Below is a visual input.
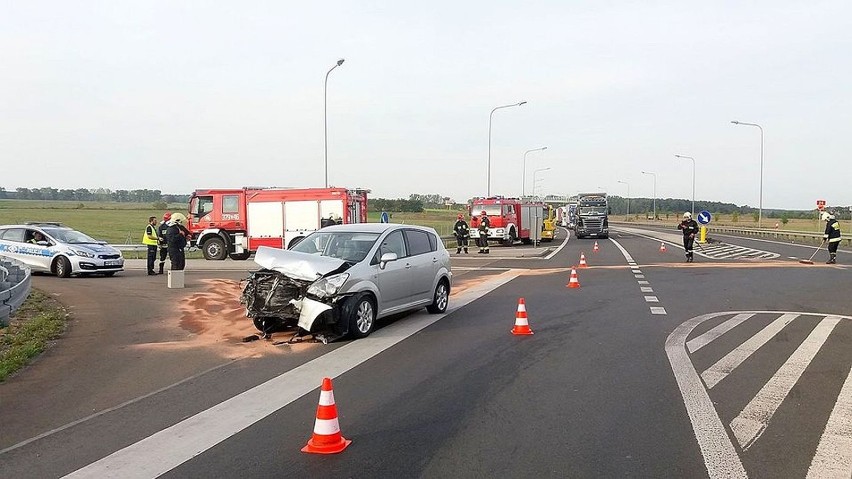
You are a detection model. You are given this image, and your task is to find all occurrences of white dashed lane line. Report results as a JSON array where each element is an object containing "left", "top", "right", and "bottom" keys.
[{"left": 608, "top": 237, "right": 667, "bottom": 316}]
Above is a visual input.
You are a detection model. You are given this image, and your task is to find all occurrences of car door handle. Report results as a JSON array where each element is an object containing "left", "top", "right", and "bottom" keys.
[
  {"left": 432, "top": 258, "right": 438, "bottom": 263},
  {"left": 405, "top": 263, "right": 411, "bottom": 269}
]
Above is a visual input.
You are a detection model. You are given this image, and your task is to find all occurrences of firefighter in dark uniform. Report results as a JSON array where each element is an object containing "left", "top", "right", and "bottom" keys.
[
  {"left": 823, "top": 211, "right": 842, "bottom": 264},
  {"left": 453, "top": 213, "right": 470, "bottom": 254},
  {"left": 476, "top": 210, "right": 490, "bottom": 254},
  {"left": 677, "top": 212, "right": 699, "bottom": 262},
  {"left": 166, "top": 213, "right": 191, "bottom": 271},
  {"left": 157, "top": 211, "right": 171, "bottom": 274}
]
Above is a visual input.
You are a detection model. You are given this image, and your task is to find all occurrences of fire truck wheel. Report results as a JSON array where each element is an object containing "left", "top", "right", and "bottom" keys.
[
  {"left": 343, "top": 293, "right": 375, "bottom": 339},
  {"left": 229, "top": 252, "right": 251, "bottom": 261},
  {"left": 502, "top": 227, "right": 517, "bottom": 246},
  {"left": 426, "top": 279, "right": 449, "bottom": 314},
  {"left": 202, "top": 237, "right": 228, "bottom": 260}
]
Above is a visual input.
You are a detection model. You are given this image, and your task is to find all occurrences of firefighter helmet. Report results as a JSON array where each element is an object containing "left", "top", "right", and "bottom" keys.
[
  {"left": 821, "top": 212, "right": 830, "bottom": 221},
  {"left": 683, "top": 212, "right": 691, "bottom": 219},
  {"left": 163, "top": 211, "right": 172, "bottom": 220},
  {"left": 480, "top": 210, "right": 487, "bottom": 216},
  {"left": 457, "top": 213, "right": 464, "bottom": 220}
]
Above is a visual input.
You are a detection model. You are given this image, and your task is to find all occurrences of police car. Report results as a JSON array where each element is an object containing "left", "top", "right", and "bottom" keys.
[{"left": 0, "top": 222, "right": 124, "bottom": 278}]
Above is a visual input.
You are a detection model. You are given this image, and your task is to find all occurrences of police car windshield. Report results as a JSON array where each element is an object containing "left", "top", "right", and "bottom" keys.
[
  {"left": 42, "top": 227, "right": 100, "bottom": 244},
  {"left": 291, "top": 232, "right": 380, "bottom": 263}
]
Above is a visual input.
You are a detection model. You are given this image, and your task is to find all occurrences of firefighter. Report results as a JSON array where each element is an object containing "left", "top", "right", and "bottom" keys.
[
  {"left": 823, "top": 211, "right": 842, "bottom": 264},
  {"left": 453, "top": 213, "right": 470, "bottom": 254},
  {"left": 677, "top": 212, "right": 699, "bottom": 262},
  {"left": 477, "top": 210, "right": 490, "bottom": 254},
  {"left": 143, "top": 216, "right": 160, "bottom": 275},
  {"left": 166, "top": 213, "right": 190, "bottom": 271},
  {"left": 157, "top": 211, "right": 172, "bottom": 274}
]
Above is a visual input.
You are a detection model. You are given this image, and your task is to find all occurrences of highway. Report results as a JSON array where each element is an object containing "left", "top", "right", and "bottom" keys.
[{"left": 1, "top": 225, "right": 850, "bottom": 478}]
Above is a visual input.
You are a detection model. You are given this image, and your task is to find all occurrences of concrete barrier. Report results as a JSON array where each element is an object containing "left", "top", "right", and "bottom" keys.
[{"left": 0, "top": 257, "right": 32, "bottom": 327}]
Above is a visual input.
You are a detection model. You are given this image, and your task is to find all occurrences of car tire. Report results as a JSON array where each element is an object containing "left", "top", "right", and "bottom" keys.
[
  {"left": 344, "top": 293, "right": 376, "bottom": 339},
  {"left": 426, "top": 279, "right": 449, "bottom": 314},
  {"left": 54, "top": 256, "right": 72, "bottom": 278},
  {"left": 202, "top": 237, "right": 227, "bottom": 260},
  {"left": 229, "top": 252, "right": 251, "bottom": 261}
]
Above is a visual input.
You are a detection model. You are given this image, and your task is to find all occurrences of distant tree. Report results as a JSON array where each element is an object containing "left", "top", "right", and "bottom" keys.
[
  {"left": 152, "top": 200, "right": 168, "bottom": 209},
  {"left": 781, "top": 213, "right": 789, "bottom": 225},
  {"left": 752, "top": 212, "right": 759, "bottom": 222},
  {"left": 731, "top": 211, "right": 739, "bottom": 223}
]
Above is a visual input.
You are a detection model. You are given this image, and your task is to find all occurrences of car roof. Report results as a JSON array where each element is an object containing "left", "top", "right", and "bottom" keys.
[
  {"left": 319, "top": 223, "right": 437, "bottom": 234},
  {"left": 0, "top": 223, "right": 72, "bottom": 230}
]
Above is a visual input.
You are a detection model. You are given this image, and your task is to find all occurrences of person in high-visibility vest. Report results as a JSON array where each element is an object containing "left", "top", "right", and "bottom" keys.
[
  {"left": 142, "top": 216, "right": 160, "bottom": 275},
  {"left": 823, "top": 211, "right": 842, "bottom": 264}
]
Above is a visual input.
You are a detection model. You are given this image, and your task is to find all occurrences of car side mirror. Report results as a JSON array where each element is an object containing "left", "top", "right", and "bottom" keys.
[{"left": 379, "top": 252, "right": 398, "bottom": 269}]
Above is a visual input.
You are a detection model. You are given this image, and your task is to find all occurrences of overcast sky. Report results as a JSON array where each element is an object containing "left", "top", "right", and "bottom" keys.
[{"left": 2, "top": 1, "right": 850, "bottom": 209}]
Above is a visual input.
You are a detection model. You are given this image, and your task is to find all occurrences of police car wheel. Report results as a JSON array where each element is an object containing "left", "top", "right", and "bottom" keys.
[{"left": 54, "top": 256, "right": 72, "bottom": 278}]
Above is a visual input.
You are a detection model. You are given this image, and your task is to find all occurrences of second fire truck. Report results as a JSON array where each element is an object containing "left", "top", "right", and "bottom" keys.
[{"left": 469, "top": 196, "right": 549, "bottom": 246}]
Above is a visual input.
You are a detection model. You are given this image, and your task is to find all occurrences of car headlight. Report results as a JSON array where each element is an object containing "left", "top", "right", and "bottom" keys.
[
  {"left": 307, "top": 273, "right": 350, "bottom": 298},
  {"left": 70, "top": 248, "right": 95, "bottom": 258}
]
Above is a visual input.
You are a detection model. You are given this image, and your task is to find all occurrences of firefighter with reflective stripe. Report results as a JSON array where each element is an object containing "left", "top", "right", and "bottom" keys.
[
  {"left": 677, "top": 212, "right": 699, "bottom": 262},
  {"left": 142, "top": 216, "right": 160, "bottom": 275},
  {"left": 157, "top": 211, "right": 172, "bottom": 274},
  {"left": 476, "top": 210, "right": 490, "bottom": 254},
  {"left": 453, "top": 213, "right": 470, "bottom": 254},
  {"left": 822, "top": 211, "right": 842, "bottom": 264}
]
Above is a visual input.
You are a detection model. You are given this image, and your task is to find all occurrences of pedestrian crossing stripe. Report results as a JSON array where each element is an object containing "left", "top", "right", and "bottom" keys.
[{"left": 695, "top": 243, "right": 780, "bottom": 260}]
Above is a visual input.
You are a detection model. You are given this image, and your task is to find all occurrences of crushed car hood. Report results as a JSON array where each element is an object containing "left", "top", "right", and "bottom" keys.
[{"left": 254, "top": 245, "right": 346, "bottom": 281}]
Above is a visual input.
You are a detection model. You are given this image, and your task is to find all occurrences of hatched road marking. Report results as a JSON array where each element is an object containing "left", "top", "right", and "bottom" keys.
[{"left": 667, "top": 311, "right": 852, "bottom": 479}]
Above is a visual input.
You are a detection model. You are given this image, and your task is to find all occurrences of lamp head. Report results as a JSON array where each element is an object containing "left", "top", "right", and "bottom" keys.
[
  {"left": 541, "top": 146, "right": 548, "bottom": 150},
  {"left": 337, "top": 59, "right": 345, "bottom": 66},
  {"left": 731, "top": 120, "right": 740, "bottom": 124},
  {"left": 518, "top": 101, "right": 527, "bottom": 106}
]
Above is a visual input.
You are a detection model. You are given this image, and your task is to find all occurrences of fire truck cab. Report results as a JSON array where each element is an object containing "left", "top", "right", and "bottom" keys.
[
  {"left": 469, "top": 196, "right": 545, "bottom": 246},
  {"left": 187, "top": 187, "right": 369, "bottom": 260}
]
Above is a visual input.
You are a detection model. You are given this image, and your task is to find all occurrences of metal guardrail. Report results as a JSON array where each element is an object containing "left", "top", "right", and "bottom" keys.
[{"left": 0, "top": 257, "right": 32, "bottom": 327}]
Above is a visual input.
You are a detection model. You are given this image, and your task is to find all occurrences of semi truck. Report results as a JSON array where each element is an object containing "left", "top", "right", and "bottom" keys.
[
  {"left": 574, "top": 192, "right": 609, "bottom": 239},
  {"left": 469, "top": 196, "right": 546, "bottom": 245},
  {"left": 186, "top": 187, "right": 369, "bottom": 260}
]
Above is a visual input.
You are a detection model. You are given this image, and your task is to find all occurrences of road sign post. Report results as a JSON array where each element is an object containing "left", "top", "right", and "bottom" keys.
[{"left": 697, "top": 210, "right": 712, "bottom": 243}]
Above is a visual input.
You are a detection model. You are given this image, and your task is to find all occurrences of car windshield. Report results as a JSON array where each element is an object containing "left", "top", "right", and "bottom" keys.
[
  {"left": 477, "top": 205, "right": 502, "bottom": 216},
  {"left": 579, "top": 206, "right": 607, "bottom": 215},
  {"left": 291, "top": 231, "right": 381, "bottom": 263},
  {"left": 42, "top": 227, "right": 101, "bottom": 244}
]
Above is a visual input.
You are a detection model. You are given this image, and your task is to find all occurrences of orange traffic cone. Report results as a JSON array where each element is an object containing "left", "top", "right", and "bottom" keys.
[
  {"left": 511, "top": 298, "right": 534, "bottom": 335},
  {"left": 659, "top": 242, "right": 667, "bottom": 253},
  {"left": 302, "top": 377, "right": 352, "bottom": 454},
  {"left": 593, "top": 241, "right": 599, "bottom": 253},
  {"left": 566, "top": 267, "right": 581, "bottom": 288},
  {"left": 579, "top": 253, "right": 588, "bottom": 268}
]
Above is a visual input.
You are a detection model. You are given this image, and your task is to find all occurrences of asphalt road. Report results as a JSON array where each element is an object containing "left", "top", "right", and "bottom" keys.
[{"left": 1, "top": 227, "right": 850, "bottom": 478}]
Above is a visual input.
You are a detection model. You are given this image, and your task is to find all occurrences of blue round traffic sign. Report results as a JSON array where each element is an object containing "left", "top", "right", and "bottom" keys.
[
  {"left": 697, "top": 210, "right": 712, "bottom": 225},
  {"left": 380, "top": 211, "right": 390, "bottom": 223}
]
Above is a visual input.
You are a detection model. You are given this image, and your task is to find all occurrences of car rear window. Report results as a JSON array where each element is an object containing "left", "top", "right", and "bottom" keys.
[{"left": 405, "top": 230, "right": 432, "bottom": 256}]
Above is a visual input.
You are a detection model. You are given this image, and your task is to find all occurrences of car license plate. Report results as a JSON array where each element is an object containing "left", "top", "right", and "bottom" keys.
[{"left": 104, "top": 260, "right": 122, "bottom": 266}]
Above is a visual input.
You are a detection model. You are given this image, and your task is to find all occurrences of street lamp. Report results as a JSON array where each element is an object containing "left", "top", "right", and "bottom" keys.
[
  {"left": 674, "top": 154, "right": 695, "bottom": 217},
  {"left": 522, "top": 146, "right": 547, "bottom": 197},
  {"left": 487, "top": 101, "right": 527, "bottom": 196},
  {"left": 533, "top": 167, "right": 551, "bottom": 196},
  {"left": 731, "top": 120, "right": 764, "bottom": 228},
  {"left": 641, "top": 171, "right": 656, "bottom": 220},
  {"left": 324, "top": 58, "right": 345, "bottom": 188},
  {"left": 618, "top": 180, "right": 630, "bottom": 217}
]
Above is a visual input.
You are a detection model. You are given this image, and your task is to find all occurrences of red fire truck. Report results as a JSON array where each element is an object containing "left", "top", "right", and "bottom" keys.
[
  {"left": 468, "top": 196, "right": 546, "bottom": 246},
  {"left": 187, "top": 187, "right": 369, "bottom": 260}
]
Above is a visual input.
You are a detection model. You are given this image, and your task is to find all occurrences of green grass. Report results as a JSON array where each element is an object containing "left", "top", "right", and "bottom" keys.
[{"left": 0, "top": 290, "right": 69, "bottom": 382}]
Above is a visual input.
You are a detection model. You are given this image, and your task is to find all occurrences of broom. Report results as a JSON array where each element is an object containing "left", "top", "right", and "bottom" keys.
[{"left": 799, "top": 240, "right": 826, "bottom": 265}]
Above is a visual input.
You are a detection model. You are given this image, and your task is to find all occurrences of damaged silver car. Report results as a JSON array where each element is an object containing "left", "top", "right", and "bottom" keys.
[{"left": 240, "top": 223, "right": 452, "bottom": 342}]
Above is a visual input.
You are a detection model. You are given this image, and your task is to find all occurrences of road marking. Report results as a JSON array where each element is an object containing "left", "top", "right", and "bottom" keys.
[
  {"left": 644, "top": 296, "right": 659, "bottom": 303},
  {"left": 650, "top": 307, "right": 667, "bottom": 315},
  {"left": 640, "top": 287, "right": 653, "bottom": 293},
  {"left": 62, "top": 270, "right": 523, "bottom": 478},
  {"left": 543, "top": 230, "right": 571, "bottom": 260},
  {"left": 634, "top": 274, "right": 645, "bottom": 279},
  {"left": 638, "top": 280, "right": 649, "bottom": 285},
  {"left": 701, "top": 313, "right": 798, "bottom": 389},
  {"left": 612, "top": 227, "right": 781, "bottom": 261},
  {"left": 808, "top": 363, "right": 852, "bottom": 478},
  {"left": 687, "top": 313, "right": 755, "bottom": 353},
  {"left": 608, "top": 237, "right": 668, "bottom": 318},
  {"left": 730, "top": 316, "right": 841, "bottom": 449}
]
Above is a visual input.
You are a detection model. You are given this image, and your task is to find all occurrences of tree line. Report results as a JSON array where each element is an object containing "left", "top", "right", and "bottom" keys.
[{"left": 1, "top": 187, "right": 190, "bottom": 204}]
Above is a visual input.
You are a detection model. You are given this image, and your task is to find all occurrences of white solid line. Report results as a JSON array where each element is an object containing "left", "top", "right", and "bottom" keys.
[
  {"left": 640, "top": 287, "right": 654, "bottom": 293},
  {"left": 607, "top": 236, "right": 635, "bottom": 264},
  {"left": 62, "top": 271, "right": 522, "bottom": 479},
  {"left": 637, "top": 280, "right": 650, "bottom": 285},
  {"left": 644, "top": 296, "right": 659, "bottom": 303},
  {"left": 807, "top": 362, "right": 852, "bottom": 478},
  {"left": 650, "top": 307, "right": 667, "bottom": 315},
  {"left": 687, "top": 313, "right": 755, "bottom": 353},
  {"left": 544, "top": 229, "right": 572, "bottom": 260},
  {"left": 731, "top": 316, "right": 841, "bottom": 449},
  {"left": 701, "top": 313, "right": 799, "bottom": 389},
  {"left": 666, "top": 312, "right": 748, "bottom": 478}
]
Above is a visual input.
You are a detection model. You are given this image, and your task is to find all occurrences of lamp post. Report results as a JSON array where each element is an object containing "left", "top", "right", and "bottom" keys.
[
  {"left": 533, "top": 167, "right": 551, "bottom": 196},
  {"left": 731, "top": 120, "right": 764, "bottom": 228},
  {"left": 641, "top": 171, "right": 656, "bottom": 220},
  {"left": 324, "top": 58, "right": 345, "bottom": 188},
  {"left": 522, "top": 146, "right": 547, "bottom": 197},
  {"left": 618, "top": 180, "right": 630, "bottom": 217},
  {"left": 674, "top": 154, "right": 695, "bottom": 217},
  {"left": 487, "top": 101, "right": 527, "bottom": 196}
]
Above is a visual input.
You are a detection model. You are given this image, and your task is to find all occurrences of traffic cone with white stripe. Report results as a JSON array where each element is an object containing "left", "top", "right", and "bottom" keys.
[
  {"left": 593, "top": 241, "right": 599, "bottom": 253},
  {"left": 511, "top": 298, "right": 534, "bottom": 335},
  {"left": 659, "top": 242, "right": 666, "bottom": 253},
  {"left": 566, "top": 267, "right": 581, "bottom": 288},
  {"left": 302, "top": 377, "right": 351, "bottom": 454},
  {"left": 579, "top": 253, "right": 588, "bottom": 268}
]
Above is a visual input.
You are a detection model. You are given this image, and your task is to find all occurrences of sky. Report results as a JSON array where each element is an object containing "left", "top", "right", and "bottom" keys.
[{"left": 2, "top": 1, "right": 851, "bottom": 210}]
